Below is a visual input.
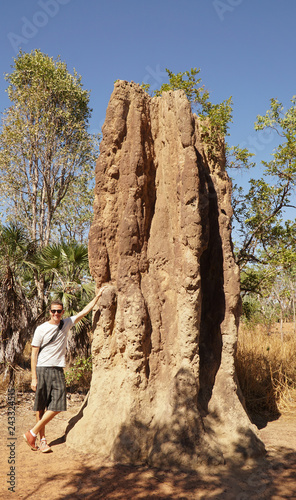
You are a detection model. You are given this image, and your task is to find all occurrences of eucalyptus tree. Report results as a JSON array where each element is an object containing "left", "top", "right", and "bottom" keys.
[
  {"left": 235, "top": 96, "right": 296, "bottom": 328},
  {"left": 235, "top": 97, "right": 296, "bottom": 301},
  {"left": 0, "top": 50, "right": 98, "bottom": 306},
  {"left": 234, "top": 97, "right": 296, "bottom": 267},
  {"left": 0, "top": 49, "right": 96, "bottom": 245}
]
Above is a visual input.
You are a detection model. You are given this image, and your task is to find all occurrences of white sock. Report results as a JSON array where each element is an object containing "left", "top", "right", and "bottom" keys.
[{"left": 30, "top": 430, "right": 37, "bottom": 438}]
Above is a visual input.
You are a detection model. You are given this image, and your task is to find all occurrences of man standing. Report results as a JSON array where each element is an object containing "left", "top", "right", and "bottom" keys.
[{"left": 23, "top": 288, "right": 105, "bottom": 452}]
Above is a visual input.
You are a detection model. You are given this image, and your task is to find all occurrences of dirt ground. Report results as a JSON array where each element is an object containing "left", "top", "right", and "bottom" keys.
[{"left": 1, "top": 392, "right": 296, "bottom": 500}]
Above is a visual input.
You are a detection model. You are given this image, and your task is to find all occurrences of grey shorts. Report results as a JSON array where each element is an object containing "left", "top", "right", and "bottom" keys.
[{"left": 33, "top": 366, "right": 66, "bottom": 412}]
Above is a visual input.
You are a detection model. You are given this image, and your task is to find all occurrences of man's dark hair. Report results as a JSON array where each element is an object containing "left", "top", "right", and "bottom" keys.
[{"left": 49, "top": 300, "right": 64, "bottom": 310}]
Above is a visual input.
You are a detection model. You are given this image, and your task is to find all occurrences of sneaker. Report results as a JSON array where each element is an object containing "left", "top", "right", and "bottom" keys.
[
  {"left": 39, "top": 439, "right": 52, "bottom": 453},
  {"left": 23, "top": 431, "right": 38, "bottom": 451}
]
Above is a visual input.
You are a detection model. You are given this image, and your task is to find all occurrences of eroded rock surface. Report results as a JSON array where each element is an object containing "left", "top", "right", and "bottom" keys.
[{"left": 67, "top": 81, "right": 264, "bottom": 469}]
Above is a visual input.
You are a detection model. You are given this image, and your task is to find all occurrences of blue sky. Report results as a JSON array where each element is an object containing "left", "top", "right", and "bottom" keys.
[{"left": 1, "top": 0, "right": 295, "bottom": 189}]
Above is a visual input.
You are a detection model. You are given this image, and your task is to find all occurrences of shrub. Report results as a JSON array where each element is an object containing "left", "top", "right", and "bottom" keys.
[{"left": 65, "top": 356, "right": 92, "bottom": 393}]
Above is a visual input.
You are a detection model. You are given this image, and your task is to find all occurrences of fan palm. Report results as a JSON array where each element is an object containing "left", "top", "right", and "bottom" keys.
[
  {"left": 0, "top": 224, "right": 35, "bottom": 382},
  {"left": 36, "top": 241, "right": 95, "bottom": 359}
]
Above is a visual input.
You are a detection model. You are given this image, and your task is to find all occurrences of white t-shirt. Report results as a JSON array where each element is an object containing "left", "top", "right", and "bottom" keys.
[{"left": 32, "top": 316, "right": 77, "bottom": 367}]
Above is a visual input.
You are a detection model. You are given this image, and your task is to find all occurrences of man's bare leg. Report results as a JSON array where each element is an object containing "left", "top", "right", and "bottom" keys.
[
  {"left": 24, "top": 410, "right": 60, "bottom": 451},
  {"left": 36, "top": 410, "right": 45, "bottom": 439},
  {"left": 31, "top": 410, "right": 60, "bottom": 436}
]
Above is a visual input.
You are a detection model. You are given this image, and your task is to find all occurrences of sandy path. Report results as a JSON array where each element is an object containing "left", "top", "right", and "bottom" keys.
[{"left": 1, "top": 392, "right": 296, "bottom": 499}]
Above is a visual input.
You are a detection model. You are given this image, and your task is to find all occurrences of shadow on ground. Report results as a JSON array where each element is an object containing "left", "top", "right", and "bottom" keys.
[{"left": 21, "top": 445, "right": 296, "bottom": 500}]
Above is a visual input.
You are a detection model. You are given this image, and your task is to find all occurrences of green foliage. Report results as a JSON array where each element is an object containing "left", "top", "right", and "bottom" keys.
[
  {"left": 241, "top": 295, "right": 261, "bottom": 322},
  {"left": 240, "top": 266, "right": 273, "bottom": 296},
  {"left": 240, "top": 264, "right": 278, "bottom": 327},
  {"left": 0, "top": 223, "right": 31, "bottom": 280},
  {"left": 54, "top": 165, "right": 96, "bottom": 243},
  {"left": 241, "top": 293, "right": 280, "bottom": 328},
  {"left": 153, "top": 68, "right": 210, "bottom": 110},
  {"left": 151, "top": 68, "right": 233, "bottom": 138},
  {"left": 0, "top": 223, "right": 35, "bottom": 375},
  {"left": 142, "top": 67, "right": 256, "bottom": 172},
  {"left": 65, "top": 356, "right": 92, "bottom": 393},
  {"left": 36, "top": 240, "right": 95, "bottom": 315},
  {"left": 140, "top": 82, "right": 151, "bottom": 93},
  {"left": 234, "top": 95, "right": 296, "bottom": 272},
  {"left": 225, "top": 144, "right": 255, "bottom": 170},
  {"left": 0, "top": 49, "right": 98, "bottom": 246},
  {"left": 241, "top": 259, "right": 296, "bottom": 332},
  {"left": 0, "top": 222, "right": 39, "bottom": 303},
  {"left": 255, "top": 96, "right": 296, "bottom": 184}
]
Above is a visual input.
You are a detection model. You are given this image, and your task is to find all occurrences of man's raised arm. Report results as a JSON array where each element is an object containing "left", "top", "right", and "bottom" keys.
[{"left": 74, "top": 286, "right": 107, "bottom": 325}]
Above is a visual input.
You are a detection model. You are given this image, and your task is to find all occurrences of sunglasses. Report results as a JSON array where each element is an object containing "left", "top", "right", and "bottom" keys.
[{"left": 50, "top": 309, "right": 63, "bottom": 314}]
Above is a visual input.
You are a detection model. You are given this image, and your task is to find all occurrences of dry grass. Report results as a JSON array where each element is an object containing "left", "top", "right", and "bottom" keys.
[{"left": 236, "top": 322, "right": 296, "bottom": 417}]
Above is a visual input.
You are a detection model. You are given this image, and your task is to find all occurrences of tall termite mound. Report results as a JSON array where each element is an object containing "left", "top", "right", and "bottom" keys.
[{"left": 67, "top": 81, "right": 264, "bottom": 469}]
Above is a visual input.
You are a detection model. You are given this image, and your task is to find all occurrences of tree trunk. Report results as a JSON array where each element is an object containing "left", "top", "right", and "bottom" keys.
[{"left": 66, "top": 82, "right": 265, "bottom": 469}]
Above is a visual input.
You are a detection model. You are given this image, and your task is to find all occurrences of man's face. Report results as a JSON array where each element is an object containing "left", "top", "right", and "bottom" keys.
[{"left": 50, "top": 307, "right": 64, "bottom": 319}]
